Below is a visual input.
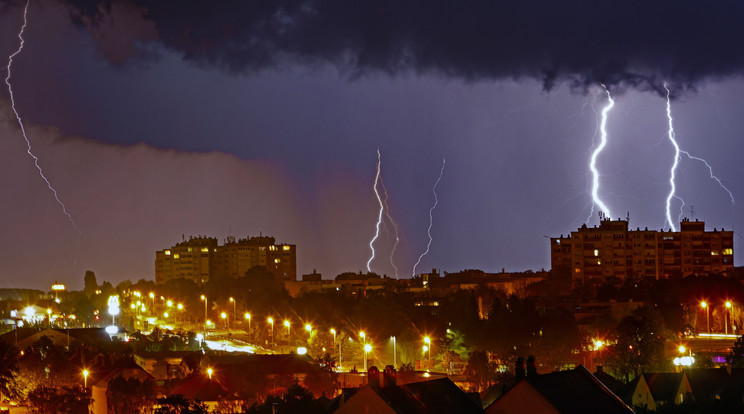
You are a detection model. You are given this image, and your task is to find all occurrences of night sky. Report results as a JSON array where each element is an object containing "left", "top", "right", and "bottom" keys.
[{"left": 1, "top": 0, "right": 743, "bottom": 290}]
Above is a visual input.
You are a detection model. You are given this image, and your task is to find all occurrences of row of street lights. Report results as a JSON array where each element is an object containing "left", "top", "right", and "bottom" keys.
[{"left": 700, "top": 300, "right": 736, "bottom": 335}]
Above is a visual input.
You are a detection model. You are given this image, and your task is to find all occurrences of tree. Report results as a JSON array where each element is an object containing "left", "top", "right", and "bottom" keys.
[
  {"left": 244, "top": 383, "right": 324, "bottom": 414},
  {"left": 28, "top": 385, "right": 89, "bottom": 414},
  {"left": 0, "top": 341, "right": 19, "bottom": 400},
  {"left": 154, "top": 394, "right": 208, "bottom": 414},
  {"left": 106, "top": 375, "right": 157, "bottom": 414},
  {"left": 464, "top": 351, "right": 492, "bottom": 392},
  {"left": 84, "top": 270, "right": 98, "bottom": 297},
  {"left": 12, "top": 336, "right": 77, "bottom": 400},
  {"left": 727, "top": 335, "right": 744, "bottom": 367},
  {"left": 607, "top": 308, "right": 667, "bottom": 380}
]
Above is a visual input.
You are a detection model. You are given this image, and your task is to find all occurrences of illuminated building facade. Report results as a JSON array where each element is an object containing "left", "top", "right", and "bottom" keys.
[
  {"left": 551, "top": 218, "right": 733, "bottom": 285},
  {"left": 156, "top": 235, "right": 296, "bottom": 284}
]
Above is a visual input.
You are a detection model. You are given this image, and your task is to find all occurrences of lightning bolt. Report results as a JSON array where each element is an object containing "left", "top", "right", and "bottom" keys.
[
  {"left": 412, "top": 158, "right": 445, "bottom": 277},
  {"left": 679, "top": 150, "right": 735, "bottom": 205},
  {"left": 663, "top": 84, "right": 734, "bottom": 230},
  {"left": 588, "top": 85, "right": 614, "bottom": 222},
  {"left": 5, "top": 0, "right": 81, "bottom": 262},
  {"left": 664, "top": 83, "right": 681, "bottom": 231},
  {"left": 366, "top": 149, "right": 384, "bottom": 272},
  {"left": 379, "top": 177, "right": 400, "bottom": 279}
]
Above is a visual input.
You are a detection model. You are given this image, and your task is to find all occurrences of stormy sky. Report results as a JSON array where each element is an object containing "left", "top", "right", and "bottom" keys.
[{"left": 1, "top": 0, "right": 743, "bottom": 289}]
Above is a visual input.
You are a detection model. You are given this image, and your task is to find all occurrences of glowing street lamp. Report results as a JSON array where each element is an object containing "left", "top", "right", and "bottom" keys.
[
  {"left": 305, "top": 323, "right": 312, "bottom": 333},
  {"left": 268, "top": 317, "right": 275, "bottom": 347},
  {"left": 244, "top": 313, "right": 252, "bottom": 336},
  {"left": 229, "top": 297, "right": 236, "bottom": 327},
  {"left": 284, "top": 320, "right": 291, "bottom": 344},
  {"left": 725, "top": 301, "right": 733, "bottom": 335},
  {"left": 391, "top": 336, "right": 397, "bottom": 368},
  {"left": 424, "top": 336, "right": 431, "bottom": 368},
  {"left": 221, "top": 312, "right": 229, "bottom": 333},
  {"left": 200, "top": 295, "right": 208, "bottom": 332},
  {"left": 701, "top": 301, "right": 710, "bottom": 334},
  {"left": 364, "top": 343, "right": 372, "bottom": 372},
  {"left": 207, "top": 367, "right": 213, "bottom": 380},
  {"left": 83, "top": 369, "right": 89, "bottom": 388}
]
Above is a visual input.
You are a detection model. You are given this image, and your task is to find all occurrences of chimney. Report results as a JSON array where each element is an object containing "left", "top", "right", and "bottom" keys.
[
  {"left": 596, "top": 365, "right": 604, "bottom": 374},
  {"left": 382, "top": 365, "right": 397, "bottom": 388},
  {"left": 526, "top": 355, "right": 537, "bottom": 378},
  {"left": 368, "top": 366, "right": 381, "bottom": 388},
  {"left": 515, "top": 357, "right": 525, "bottom": 382}
]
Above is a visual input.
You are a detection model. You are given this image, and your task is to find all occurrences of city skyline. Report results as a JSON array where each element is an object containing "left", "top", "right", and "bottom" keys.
[{"left": 1, "top": 1, "right": 743, "bottom": 290}]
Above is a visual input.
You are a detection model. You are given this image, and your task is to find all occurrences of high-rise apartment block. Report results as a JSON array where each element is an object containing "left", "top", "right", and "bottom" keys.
[
  {"left": 551, "top": 218, "right": 733, "bottom": 285},
  {"left": 155, "top": 235, "right": 296, "bottom": 284}
]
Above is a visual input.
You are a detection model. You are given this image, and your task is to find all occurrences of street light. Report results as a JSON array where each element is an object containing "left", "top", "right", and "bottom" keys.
[
  {"left": 200, "top": 295, "right": 208, "bottom": 332},
  {"left": 391, "top": 336, "right": 397, "bottom": 368},
  {"left": 229, "top": 297, "right": 236, "bottom": 328},
  {"left": 364, "top": 343, "right": 372, "bottom": 372},
  {"left": 701, "top": 301, "right": 710, "bottom": 334},
  {"left": 284, "top": 320, "right": 291, "bottom": 344},
  {"left": 207, "top": 367, "right": 213, "bottom": 380},
  {"left": 245, "top": 313, "right": 252, "bottom": 337},
  {"left": 83, "top": 369, "right": 89, "bottom": 388},
  {"left": 726, "top": 301, "right": 733, "bottom": 335},
  {"left": 424, "top": 336, "right": 431, "bottom": 369},
  {"left": 305, "top": 323, "right": 312, "bottom": 333},
  {"left": 268, "top": 317, "right": 275, "bottom": 348},
  {"left": 221, "top": 312, "right": 229, "bottom": 333}
]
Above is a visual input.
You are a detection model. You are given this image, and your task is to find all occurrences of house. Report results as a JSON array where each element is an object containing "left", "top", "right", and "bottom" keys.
[
  {"left": 619, "top": 374, "right": 656, "bottom": 411},
  {"left": 643, "top": 372, "right": 692, "bottom": 405},
  {"left": 172, "top": 372, "right": 232, "bottom": 412},
  {"left": 90, "top": 362, "right": 155, "bottom": 414},
  {"left": 200, "top": 353, "right": 332, "bottom": 400},
  {"left": 334, "top": 367, "right": 482, "bottom": 414},
  {"left": 133, "top": 350, "right": 199, "bottom": 381},
  {"left": 485, "top": 365, "right": 634, "bottom": 414}
]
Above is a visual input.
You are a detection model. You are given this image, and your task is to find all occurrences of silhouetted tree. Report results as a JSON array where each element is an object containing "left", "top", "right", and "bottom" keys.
[
  {"left": 84, "top": 270, "right": 98, "bottom": 297},
  {"left": 28, "top": 385, "right": 89, "bottom": 414},
  {"left": 607, "top": 308, "right": 667, "bottom": 380},
  {"left": 106, "top": 375, "right": 157, "bottom": 414},
  {"left": 0, "top": 341, "right": 18, "bottom": 400},
  {"left": 464, "top": 351, "right": 491, "bottom": 392},
  {"left": 154, "top": 394, "right": 208, "bottom": 414}
]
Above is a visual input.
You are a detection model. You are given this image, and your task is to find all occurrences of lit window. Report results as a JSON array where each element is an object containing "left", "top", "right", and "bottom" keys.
[
  {"left": 594, "top": 250, "right": 599, "bottom": 257},
  {"left": 173, "top": 254, "right": 180, "bottom": 259},
  {"left": 201, "top": 247, "right": 209, "bottom": 253},
  {"left": 724, "top": 248, "right": 733, "bottom": 255},
  {"left": 283, "top": 245, "right": 291, "bottom": 251},
  {"left": 188, "top": 247, "right": 193, "bottom": 252},
  {"left": 274, "top": 259, "right": 281, "bottom": 263},
  {"left": 165, "top": 250, "right": 171, "bottom": 256},
  {"left": 711, "top": 251, "right": 719, "bottom": 256}
]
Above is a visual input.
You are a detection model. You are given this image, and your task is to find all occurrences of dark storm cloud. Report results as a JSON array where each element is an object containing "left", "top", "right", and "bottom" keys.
[{"left": 60, "top": 0, "right": 744, "bottom": 95}]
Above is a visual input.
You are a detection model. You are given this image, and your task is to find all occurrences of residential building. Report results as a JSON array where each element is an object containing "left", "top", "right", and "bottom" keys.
[
  {"left": 155, "top": 234, "right": 296, "bottom": 284},
  {"left": 485, "top": 365, "right": 634, "bottom": 414},
  {"left": 333, "top": 368, "right": 482, "bottom": 414},
  {"left": 551, "top": 218, "right": 733, "bottom": 286}
]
